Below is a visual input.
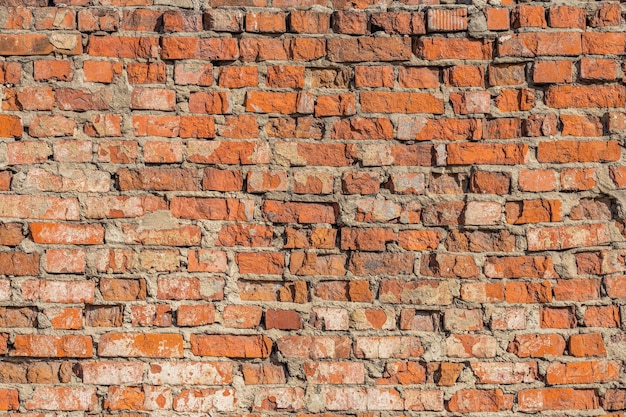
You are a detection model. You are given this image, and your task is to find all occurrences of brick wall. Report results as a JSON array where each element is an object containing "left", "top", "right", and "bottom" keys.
[{"left": 0, "top": 0, "right": 625, "bottom": 414}]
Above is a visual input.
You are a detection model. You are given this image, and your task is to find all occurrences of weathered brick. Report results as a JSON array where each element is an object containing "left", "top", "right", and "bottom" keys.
[
  {"left": 98, "top": 333, "right": 184, "bottom": 358},
  {"left": 191, "top": 335, "right": 272, "bottom": 358}
]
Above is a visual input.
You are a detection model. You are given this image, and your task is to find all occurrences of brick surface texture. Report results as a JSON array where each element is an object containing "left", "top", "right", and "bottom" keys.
[{"left": 0, "top": 0, "right": 625, "bottom": 415}]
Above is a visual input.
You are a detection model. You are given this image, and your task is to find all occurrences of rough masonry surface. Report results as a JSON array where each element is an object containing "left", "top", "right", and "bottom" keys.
[{"left": 0, "top": 0, "right": 625, "bottom": 415}]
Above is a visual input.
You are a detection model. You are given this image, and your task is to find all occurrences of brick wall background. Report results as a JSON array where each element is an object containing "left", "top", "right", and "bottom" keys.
[{"left": 0, "top": 0, "right": 625, "bottom": 414}]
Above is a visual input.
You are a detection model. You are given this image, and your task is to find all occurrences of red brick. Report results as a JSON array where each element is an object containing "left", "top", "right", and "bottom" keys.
[
  {"left": 328, "top": 37, "right": 412, "bottom": 62},
  {"left": 127, "top": 62, "right": 166, "bottom": 84},
  {"left": 266, "top": 309, "right": 302, "bottom": 330},
  {"left": 427, "top": 8, "right": 467, "bottom": 32},
  {"left": 27, "top": 387, "right": 96, "bottom": 411},
  {"left": 176, "top": 304, "right": 215, "bottom": 327},
  {"left": 263, "top": 201, "right": 337, "bottom": 223},
  {"left": 22, "top": 279, "right": 94, "bottom": 303},
  {"left": 505, "top": 200, "right": 562, "bottom": 224},
  {"left": 341, "top": 228, "right": 396, "bottom": 251},
  {"left": 505, "top": 281, "right": 552, "bottom": 303},
  {"left": 147, "top": 361, "right": 231, "bottom": 385},
  {"left": 446, "top": 230, "right": 515, "bottom": 253},
  {"left": 33, "top": 59, "right": 72, "bottom": 81},
  {"left": 0, "top": 389, "right": 18, "bottom": 410},
  {"left": 0, "top": 62, "right": 21, "bottom": 83},
  {"left": 444, "top": 65, "right": 484, "bottom": 87},
  {"left": 538, "top": 140, "right": 620, "bottom": 163},
  {"left": 569, "top": 333, "right": 607, "bottom": 357},
  {"left": 276, "top": 336, "right": 352, "bottom": 360},
  {"left": 445, "top": 334, "right": 497, "bottom": 358},
  {"left": 44, "top": 307, "right": 82, "bottom": 329},
  {"left": 30, "top": 223, "right": 104, "bottom": 245},
  {"left": 204, "top": 9, "right": 244, "bottom": 32},
  {"left": 143, "top": 140, "right": 182, "bottom": 163},
  {"left": 0, "top": 252, "right": 38, "bottom": 276},
  {"left": 355, "top": 66, "right": 393, "bottom": 87},
  {"left": 518, "top": 388, "right": 598, "bottom": 411},
  {"left": 119, "top": 168, "right": 199, "bottom": 191},
  {"left": 416, "top": 38, "right": 492, "bottom": 60},
  {"left": 380, "top": 280, "right": 453, "bottom": 305},
  {"left": 0, "top": 172, "right": 10, "bottom": 191},
  {"left": 246, "top": 11, "right": 286, "bottom": 33},
  {"left": 546, "top": 85, "right": 626, "bottom": 108},
  {"left": 554, "top": 278, "right": 601, "bottom": 302},
  {"left": 223, "top": 305, "right": 262, "bottom": 328},
  {"left": 140, "top": 249, "right": 179, "bottom": 272},
  {"left": 45, "top": 249, "right": 85, "bottom": 274},
  {"left": 191, "top": 335, "right": 272, "bottom": 358},
  {"left": 580, "top": 57, "right": 619, "bottom": 81},
  {"left": 508, "top": 334, "right": 566, "bottom": 357},
  {"left": 355, "top": 336, "right": 424, "bottom": 359},
  {"left": 590, "top": 3, "right": 621, "bottom": 27},
  {"left": 527, "top": 224, "right": 610, "bottom": 251},
  {"left": 236, "top": 252, "right": 284, "bottom": 275},
  {"left": 7, "top": 141, "right": 51, "bottom": 164},
  {"left": 162, "top": 10, "right": 202, "bottom": 32},
  {"left": 315, "top": 280, "right": 372, "bottom": 302},
  {"left": 187, "top": 140, "right": 269, "bottom": 164},
  {"left": 540, "top": 306, "right": 577, "bottom": 328},
  {"left": 78, "top": 9, "right": 119, "bottom": 31},
  {"left": 512, "top": 5, "right": 546, "bottom": 28},
  {"left": 499, "top": 32, "right": 582, "bottom": 57},
  {"left": 242, "top": 362, "right": 285, "bottom": 384},
  {"left": 361, "top": 91, "right": 444, "bottom": 114},
  {"left": 238, "top": 281, "right": 307, "bottom": 303},
  {"left": 285, "top": 227, "right": 336, "bottom": 250},
  {"left": 561, "top": 114, "right": 603, "bottom": 137},
  {"left": 104, "top": 385, "right": 173, "bottom": 410},
  {"left": 291, "top": 252, "right": 346, "bottom": 276},
  {"left": 174, "top": 62, "right": 213, "bottom": 86},
  {"left": 549, "top": 6, "right": 586, "bottom": 29},
  {"left": 488, "top": 64, "right": 525, "bottom": 86},
  {"left": 218, "top": 66, "right": 257, "bottom": 88},
  {"left": 98, "top": 333, "right": 183, "bottom": 358},
  {"left": 561, "top": 168, "right": 596, "bottom": 191},
  {"left": 12, "top": 335, "right": 93, "bottom": 357},
  {"left": 217, "top": 224, "right": 273, "bottom": 247},
  {"left": 131, "top": 88, "right": 175, "bottom": 111},
  {"left": 332, "top": 11, "right": 367, "bottom": 34},
  {"left": 83, "top": 60, "right": 123, "bottom": 83},
  {"left": 486, "top": 7, "right": 509, "bottom": 30},
  {"left": 315, "top": 94, "right": 356, "bottom": 116},
  {"left": 472, "top": 362, "right": 538, "bottom": 384},
  {"left": 470, "top": 171, "right": 510, "bottom": 194},
  {"left": 485, "top": 256, "right": 558, "bottom": 279},
  {"left": 161, "top": 37, "right": 238, "bottom": 60},
  {"left": 29, "top": 115, "right": 76, "bottom": 138},
  {"left": 0, "top": 33, "right": 80, "bottom": 55},
  {"left": 290, "top": 10, "right": 330, "bottom": 33},
  {"left": 56, "top": 88, "right": 112, "bottom": 111},
  {"left": 350, "top": 252, "right": 414, "bottom": 276},
  {"left": 305, "top": 361, "right": 364, "bottom": 384},
  {"left": 121, "top": 9, "right": 161, "bottom": 31},
  {"left": 584, "top": 305, "right": 620, "bottom": 328},
  {"left": 370, "top": 11, "right": 424, "bottom": 35},
  {"left": 88, "top": 36, "right": 158, "bottom": 58},
  {"left": 518, "top": 169, "right": 557, "bottom": 192},
  {"left": 0, "top": 223, "right": 23, "bottom": 246},
  {"left": 101, "top": 278, "right": 146, "bottom": 301},
  {"left": 449, "top": 389, "right": 511, "bottom": 413},
  {"left": 447, "top": 143, "right": 528, "bottom": 165},
  {"left": 547, "top": 360, "right": 620, "bottom": 384}
]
